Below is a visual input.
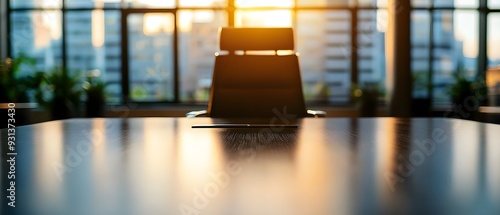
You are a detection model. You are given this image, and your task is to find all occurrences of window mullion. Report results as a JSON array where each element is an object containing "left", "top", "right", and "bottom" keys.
[
  {"left": 62, "top": 0, "right": 67, "bottom": 69},
  {"left": 478, "top": 0, "right": 488, "bottom": 79}
]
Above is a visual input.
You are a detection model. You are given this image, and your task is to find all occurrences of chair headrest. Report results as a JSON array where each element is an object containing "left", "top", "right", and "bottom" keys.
[{"left": 219, "top": 27, "right": 294, "bottom": 51}]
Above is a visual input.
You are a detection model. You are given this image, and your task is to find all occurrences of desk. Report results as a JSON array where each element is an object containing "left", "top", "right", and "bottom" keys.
[{"left": 1, "top": 117, "right": 500, "bottom": 215}]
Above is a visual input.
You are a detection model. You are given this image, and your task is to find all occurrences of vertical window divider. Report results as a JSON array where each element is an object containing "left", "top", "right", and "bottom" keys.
[
  {"left": 293, "top": 0, "right": 298, "bottom": 32},
  {"left": 5, "top": 0, "right": 11, "bottom": 58},
  {"left": 120, "top": 9, "right": 130, "bottom": 104},
  {"left": 428, "top": 8, "right": 434, "bottom": 108},
  {"left": 478, "top": 0, "right": 488, "bottom": 80},
  {"left": 173, "top": 7, "right": 180, "bottom": 103},
  {"left": 350, "top": 8, "right": 358, "bottom": 86},
  {"left": 62, "top": 0, "right": 67, "bottom": 69},
  {"left": 228, "top": 0, "right": 234, "bottom": 27}
]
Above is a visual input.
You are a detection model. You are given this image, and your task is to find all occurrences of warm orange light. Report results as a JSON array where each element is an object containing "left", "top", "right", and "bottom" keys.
[
  {"left": 143, "top": 13, "right": 174, "bottom": 35},
  {"left": 34, "top": 121, "right": 63, "bottom": 201},
  {"left": 180, "top": 0, "right": 225, "bottom": 7},
  {"left": 134, "top": 0, "right": 175, "bottom": 7},
  {"left": 488, "top": 14, "right": 500, "bottom": 61},
  {"left": 177, "top": 11, "right": 215, "bottom": 32},
  {"left": 92, "top": 10, "right": 105, "bottom": 47},
  {"left": 235, "top": 0, "right": 294, "bottom": 8},
  {"left": 454, "top": 11, "right": 479, "bottom": 58},
  {"left": 235, "top": 10, "right": 292, "bottom": 27},
  {"left": 178, "top": 11, "right": 193, "bottom": 32},
  {"left": 375, "top": 119, "right": 396, "bottom": 195}
]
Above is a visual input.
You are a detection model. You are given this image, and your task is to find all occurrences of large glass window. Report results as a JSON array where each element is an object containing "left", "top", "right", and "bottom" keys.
[
  {"left": 358, "top": 10, "right": 387, "bottom": 93},
  {"left": 6, "top": 0, "right": 492, "bottom": 107},
  {"left": 412, "top": 0, "right": 431, "bottom": 7},
  {"left": 66, "top": 10, "right": 121, "bottom": 102},
  {"left": 490, "top": 0, "right": 500, "bottom": 9},
  {"left": 178, "top": 10, "right": 226, "bottom": 102},
  {"left": 432, "top": 10, "right": 478, "bottom": 105},
  {"left": 10, "top": 11, "right": 63, "bottom": 73},
  {"left": 10, "top": 0, "right": 62, "bottom": 8},
  {"left": 126, "top": 0, "right": 176, "bottom": 8},
  {"left": 434, "top": 0, "right": 478, "bottom": 8},
  {"left": 411, "top": 0, "right": 490, "bottom": 107},
  {"left": 297, "top": 11, "right": 351, "bottom": 103},
  {"left": 66, "top": 0, "right": 122, "bottom": 8},
  {"left": 127, "top": 13, "right": 175, "bottom": 102},
  {"left": 411, "top": 10, "right": 431, "bottom": 98}
]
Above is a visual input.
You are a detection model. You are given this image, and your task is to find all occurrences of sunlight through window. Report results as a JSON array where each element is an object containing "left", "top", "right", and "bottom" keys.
[
  {"left": 143, "top": 13, "right": 174, "bottom": 35},
  {"left": 235, "top": 10, "right": 292, "bottom": 27},
  {"left": 235, "top": 0, "right": 294, "bottom": 8}
]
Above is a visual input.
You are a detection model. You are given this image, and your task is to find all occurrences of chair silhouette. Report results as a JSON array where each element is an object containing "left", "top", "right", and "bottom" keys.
[{"left": 187, "top": 27, "right": 325, "bottom": 118}]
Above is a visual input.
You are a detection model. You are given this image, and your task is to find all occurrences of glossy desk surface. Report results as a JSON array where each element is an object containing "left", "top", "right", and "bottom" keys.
[{"left": 1, "top": 117, "right": 500, "bottom": 215}]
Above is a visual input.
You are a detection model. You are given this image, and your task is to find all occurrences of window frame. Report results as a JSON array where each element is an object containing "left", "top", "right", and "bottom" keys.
[{"left": 410, "top": 0, "right": 498, "bottom": 106}]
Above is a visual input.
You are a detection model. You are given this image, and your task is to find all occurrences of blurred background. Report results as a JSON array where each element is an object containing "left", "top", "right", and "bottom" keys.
[{"left": 0, "top": 0, "right": 499, "bottom": 123}]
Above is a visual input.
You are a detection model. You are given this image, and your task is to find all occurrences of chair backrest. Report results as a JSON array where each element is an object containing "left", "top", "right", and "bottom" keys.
[{"left": 208, "top": 27, "right": 307, "bottom": 118}]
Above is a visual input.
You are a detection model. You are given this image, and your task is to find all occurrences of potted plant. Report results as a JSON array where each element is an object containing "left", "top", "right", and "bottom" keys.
[
  {"left": 448, "top": 70, "right": 488, "bottom": 119},
  {"left": 314, "top": 82, "right": 330, "bottom": 104},
  {"left": 351, "top": 83, "right": 381, "bottom": 117},
  {"left": 83, "top": 70, "right": 106, "bottom": 117},
  {"left": 412, "top": 71, "right": 432, "bottom": 117},
  {"left": 0, "top": 54, "right": 44, "bottom": 127},
  {"left": 449, "top": 74, "right": 474, "bottom": 106},
  {"left": 34, "top": 67, "right": 83, "bottom": 120},
  {"left": 449, "top": 75, "right": 487, "bottom": 105},
  {"left": 0, "top": 54, "right": 41, "bottom": 103}
]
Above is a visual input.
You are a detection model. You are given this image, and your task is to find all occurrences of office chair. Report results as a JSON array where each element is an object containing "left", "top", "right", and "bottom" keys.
[{"left": 187, "top": 27, "right": 325, "bottom": 118}]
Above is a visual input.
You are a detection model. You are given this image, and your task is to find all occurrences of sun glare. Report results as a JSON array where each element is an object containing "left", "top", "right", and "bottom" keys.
[
  {"left": 134, "top": 0, "right": 175, "bottom": 7},
  {"left": 178, "top": 11, "right": 216, "bottom": 32},
  {"left": 488, "top": 14, "right": 500, "bottom": 61},
  {"left": 180, "top": 0, "right": 225, "bottom": 7},
  {"left": 138, "top": 0, "right": 293, "bottom": 31},
  {"left": 236, "top": 0, "right": 294, "bottom": 8},
  {"left": 92, "top": 10, "right": 105, "bottom": 47},
  {"left": 453, "top": 11, "right": 479, "bottom": 58},
  {"left": 236, "top": 10, "right": 292, "bottom": 27},
  {"left": 143, "top": 14, "right": 174, "bottom": 35}
]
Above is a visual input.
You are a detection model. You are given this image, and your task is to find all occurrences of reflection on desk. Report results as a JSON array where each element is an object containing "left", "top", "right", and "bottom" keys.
[{"left": 1, "top": 117, "right": 499, "bottom": 215}]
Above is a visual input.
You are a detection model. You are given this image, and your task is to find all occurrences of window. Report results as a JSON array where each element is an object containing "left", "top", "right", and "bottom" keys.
[
  {"left": 411, "top": 0, "right": 494, "bottom": 107},
  {"left": 8, "top": 0, "right": 492, "bottom": 107},
  {"left": 490, "top": 0, "right": 500, "bottom": 8},
  {"left": 297, "top": 11, "right": 352, "bottom": 103},
  {"left": 432, "top": 10, "right": 478, "bottom": 105},
  {"left": 66, "top": 10, "right": 121, "bottom": 102},
  {"left": 178, "top": 10, "right": 226, "bottom": 102},
  {"left": 10, "top": 11, "right": 63, "bottom": 74}
]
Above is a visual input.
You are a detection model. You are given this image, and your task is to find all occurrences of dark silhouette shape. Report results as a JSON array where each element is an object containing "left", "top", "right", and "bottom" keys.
[{"left": 187, "top": 27, "right": 325, "bottom": 118}]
